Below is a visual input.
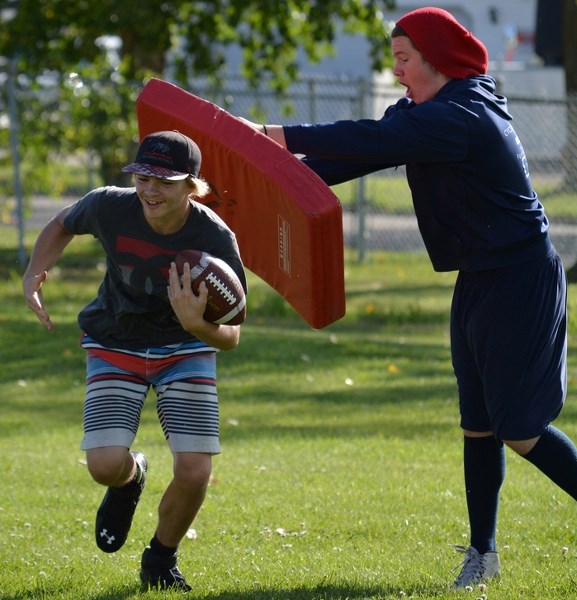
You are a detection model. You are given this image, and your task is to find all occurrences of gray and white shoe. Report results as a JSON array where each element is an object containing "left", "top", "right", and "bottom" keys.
[{"left": 450, "top": 545, "right": 500, "bottom": 589}]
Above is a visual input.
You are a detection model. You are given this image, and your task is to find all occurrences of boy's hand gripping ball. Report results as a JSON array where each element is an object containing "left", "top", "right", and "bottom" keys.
[{"left": 174, "top": 249, "right": 246, "bottom": 325}]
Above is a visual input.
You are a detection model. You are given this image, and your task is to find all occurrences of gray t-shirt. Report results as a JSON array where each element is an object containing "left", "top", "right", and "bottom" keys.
[{"left": 64, "top": 186, "right": 246, "bottom": 349}]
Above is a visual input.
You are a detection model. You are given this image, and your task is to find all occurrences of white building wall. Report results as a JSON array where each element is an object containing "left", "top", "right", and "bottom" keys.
[
  {"left": 295, "top": 0, "right": 538, "bottom": 80},
  {"left": 300, "top": 1, "right": 564, "bottom": 100},
  {"left": 386, "top": 1, "right": 537, "bottom": 64},
  {"left": 219, "top": 1, "right": 563, "bottom": 98}
]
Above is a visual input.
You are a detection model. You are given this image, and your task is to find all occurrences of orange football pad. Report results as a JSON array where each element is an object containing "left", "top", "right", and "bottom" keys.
[{"left": 136, "top": 78, "right": 345, "bottom": 329}]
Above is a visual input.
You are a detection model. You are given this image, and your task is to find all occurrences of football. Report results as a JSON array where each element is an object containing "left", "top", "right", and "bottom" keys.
[{"left": 174, "top": 249, "right": 246, "bottom": 325}]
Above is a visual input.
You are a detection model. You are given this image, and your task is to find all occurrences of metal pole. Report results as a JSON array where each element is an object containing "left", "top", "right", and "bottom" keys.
[
  {"left": 356, "top": 78, "right": 367, "bottom": 263},
  {"left": 308, "top": 78, "right": 317, "bottom": 124},
  {"left": 7, "top": 54, "right": 26, "bottom": 266}
]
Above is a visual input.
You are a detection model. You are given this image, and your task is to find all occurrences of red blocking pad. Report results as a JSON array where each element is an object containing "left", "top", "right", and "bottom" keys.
[{"left": 136, "top": 78, "right": 345, "bottom": 329}]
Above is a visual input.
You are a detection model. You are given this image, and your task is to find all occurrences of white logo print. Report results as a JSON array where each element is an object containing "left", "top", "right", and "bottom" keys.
[
  {"left": 504, "top": 123, "right": 529, "bottom": 178},
  {"left": 99, "top": 528, "right": 116, "bottom": 545}
]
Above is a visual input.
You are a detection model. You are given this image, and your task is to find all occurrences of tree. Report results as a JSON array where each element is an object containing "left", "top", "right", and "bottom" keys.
[{"left": 0, "top": 0, "right": 395, "bottom": 188}]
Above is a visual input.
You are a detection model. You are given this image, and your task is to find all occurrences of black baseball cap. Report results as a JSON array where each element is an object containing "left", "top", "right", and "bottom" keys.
[{"left": 122, "top": 130, "right": 202, "bottom": 180}]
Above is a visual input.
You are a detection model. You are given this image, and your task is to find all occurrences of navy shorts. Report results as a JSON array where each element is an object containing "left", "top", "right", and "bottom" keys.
[{"left": 451, "top": 250, "right": 567, "bottom": 440}]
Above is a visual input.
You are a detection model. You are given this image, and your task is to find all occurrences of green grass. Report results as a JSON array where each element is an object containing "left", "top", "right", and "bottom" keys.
[
  {"left": 1, "top": 167, "right": 576, "bottom": 224},
  {"left": 333, "top": 174, "right": 577, "bottom": 221},
  {"left": 2, "top": 228, "right": 577, "bottom": 599}
]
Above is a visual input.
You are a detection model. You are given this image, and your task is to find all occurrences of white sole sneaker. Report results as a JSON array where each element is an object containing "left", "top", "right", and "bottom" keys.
[{"left": 450, "top": 544, "right": 500, "bottom": 589}]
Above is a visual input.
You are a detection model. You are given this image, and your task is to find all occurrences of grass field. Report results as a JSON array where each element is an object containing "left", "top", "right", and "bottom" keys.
[
  {"left": 332, "top": 174, "right": 577, "bottom": 221},
  {"left": 2, "top": 228, "right": 577, "bottom": 599}
]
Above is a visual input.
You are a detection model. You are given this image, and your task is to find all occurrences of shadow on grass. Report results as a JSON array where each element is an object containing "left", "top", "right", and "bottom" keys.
[
  {"left": 2, "top": 267, "right": 523, "bottom": 446},
  {"left": 198, "top": 581, "right": 449, "bottom": 599},
  {"left": 0, "top": 587, "right": 141, "bottom": 600},
  {"left": 0, "top": 581, "right": 452, "bottom": 600},
  {"left": 1, "top": 314, "right": 459, "bottom": 442},
  {"left": 0, "top": 297, "right": 503, "bottom": 446}
]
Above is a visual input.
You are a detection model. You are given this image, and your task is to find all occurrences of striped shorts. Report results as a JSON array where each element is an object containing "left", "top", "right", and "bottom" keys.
[{"left": 80, "top": 335, "right": 220, "bottom": 454}]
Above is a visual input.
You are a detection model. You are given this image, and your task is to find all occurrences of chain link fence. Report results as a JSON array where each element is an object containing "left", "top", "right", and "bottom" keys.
[
  {"left": 196, "top": 74, "right": 577, "bottom": 265},
  {"left": 3, "top": 73, "right": 577, "bottom": 265}
]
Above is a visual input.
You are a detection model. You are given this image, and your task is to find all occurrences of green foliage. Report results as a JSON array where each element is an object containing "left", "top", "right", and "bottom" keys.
[
  {"left": 2, "top": 230, "right": 577, "bottom": 598},
  {"left": 0, "top": 0, "right": 396, "bottom": 195},
  {"left": 1, "top": 1, "right": 395, "bottom": 84}
]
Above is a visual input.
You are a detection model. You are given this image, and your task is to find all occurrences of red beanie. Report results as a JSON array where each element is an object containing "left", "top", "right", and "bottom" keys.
[{"left": 396, "top": 7, "right": 488, "bottom": 79}]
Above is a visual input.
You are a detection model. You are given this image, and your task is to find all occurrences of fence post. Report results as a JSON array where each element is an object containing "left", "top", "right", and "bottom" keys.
[
  {"left": 566, "top": 92, "right": 577, "bottom": 190},
  {"left": 355, "top": 78, "right": 367, "bottom": 262},
  {"left": 307, "top": 77, "right": 317, "bottom": 124},
  {"left": 7, "top": 54, "right": 26, "bottom": 266}
]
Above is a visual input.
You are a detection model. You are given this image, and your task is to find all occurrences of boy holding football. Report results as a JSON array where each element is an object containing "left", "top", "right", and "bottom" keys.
[{"left": 23, "top": 130, "right": 246, "bottom": 591}]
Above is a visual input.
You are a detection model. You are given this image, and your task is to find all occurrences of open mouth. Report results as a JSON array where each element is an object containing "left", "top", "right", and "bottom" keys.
[{"left": 397, "top": 80, "right": 410, "bottom": 98}]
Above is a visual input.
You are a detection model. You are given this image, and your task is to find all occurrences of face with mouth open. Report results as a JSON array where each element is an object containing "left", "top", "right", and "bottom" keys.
[
  {"left": 392, "top": 36, "right": 451, "bottom": 105},
  {"left": 134, "top": 175, "right": 193, "bottom": 235}
]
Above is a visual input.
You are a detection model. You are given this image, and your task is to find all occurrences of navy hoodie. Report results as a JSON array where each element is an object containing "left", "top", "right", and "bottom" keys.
[{"left": 283, "top": 76, "right": 551, "bottom": 272}]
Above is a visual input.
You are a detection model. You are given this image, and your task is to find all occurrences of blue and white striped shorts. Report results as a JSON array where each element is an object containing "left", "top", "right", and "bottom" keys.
[{"left": 80, "top": 335, "right": 220, "bottom": 454}]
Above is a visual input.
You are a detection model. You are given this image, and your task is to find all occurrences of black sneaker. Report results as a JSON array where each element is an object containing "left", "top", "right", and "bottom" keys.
[
  {"left": 140, "top": 547, "right": 192, "bottom": 591},
  {"left": 95, "top": 451, "right": 147, "bottom": 553}
]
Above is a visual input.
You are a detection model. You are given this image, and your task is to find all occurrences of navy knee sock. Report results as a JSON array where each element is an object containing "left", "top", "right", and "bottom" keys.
[
  {"left": 523, "top": 425, "right": 577, "bottom": 500},
  {"left": 149, "top": 534, "right": 178, "bottom": 558},
  {"left": 464, "top": 436, "right": 505, "bottom": 554}
]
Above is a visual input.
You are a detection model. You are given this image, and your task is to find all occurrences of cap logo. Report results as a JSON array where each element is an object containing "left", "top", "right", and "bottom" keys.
[{"left": 142, "top": 141, "right": 176, "bottom": 166}]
